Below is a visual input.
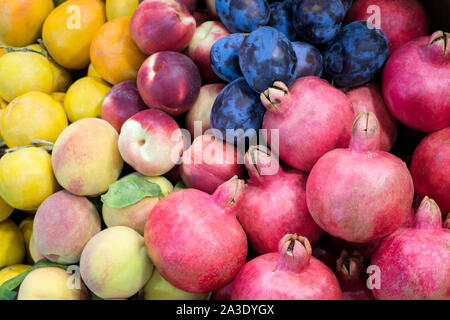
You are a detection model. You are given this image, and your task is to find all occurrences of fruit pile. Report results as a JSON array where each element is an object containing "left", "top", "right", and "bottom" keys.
[{"left": 0, "top": 0, "right": 448, "bottom": 301}]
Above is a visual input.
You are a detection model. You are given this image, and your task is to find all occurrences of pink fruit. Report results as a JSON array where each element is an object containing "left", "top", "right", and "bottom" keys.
[
  {"left": 144, "top": 177, "right": 248, "bottom": 293},
  {"left": 137, "top": 51, "right": 201, "bottom": 115},
  {"left": 336, "top": 250, "right": 374, "bottom": 300},
  {"left": 213, "top": 280, "right": 233, "bottom": 300},
  {"left": 346, "top": 0, "right": 429, "bottom": 53},
  {"left": 371, "top": 197, "right": 450, "bottom": 300},
  {"left": 261, "top": 77, "right": 354, "bottom": 172},
  {"left": 411, "top": 127, "right": 450, "bottom": 214},
  {"left": 118, "top": 109, "right": 185, "bottom": 176},
  {"left": 101, "top": 80, "right": 147, "bottom": 132},
  {"left": 130, "top": 0, "right": 196, "bottom": 55},
  {"left": 382, "top": 31, "right": 450, "bottom": 132},
  {"left": 306, "top": 112, "right": 414, "bottom": 243},
  {"left": 231, "top": 234, "right": 342, "bottom": 300},
  {"left": 346, "top": 82, "right": 398, "bottom": 152},
  {"left": 180, "top": 135, "right": 245, "bottom": 194},
  {"left": 236, "top": 145, "right": 322, "bottom": 254},
  {"left": 187, "top": 21, "right": 230, "bottom": 82},
  {"left": 185, "top": 83, "right": 225, "bottom": 138}
]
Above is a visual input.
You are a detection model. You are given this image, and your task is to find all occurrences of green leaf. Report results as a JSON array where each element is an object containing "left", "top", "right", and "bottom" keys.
[
  {"left": 173, "top": 181, "right": 187, "bottom": 192},
  {"left": 101, "top": 174, "right": 162, "bottom": 209},
  {"left": 0, "top": 259, "right": 69, "bottom": 300}
]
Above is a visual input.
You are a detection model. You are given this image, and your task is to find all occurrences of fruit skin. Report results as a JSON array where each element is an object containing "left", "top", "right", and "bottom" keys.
[
  {"left": 215, "top": 0, "right": 270, "bottom": 33},
  {"left": 210, "top": 33, "right": 245, "bottom": 82},
  {"left": 140, "top": 269, "right": 210, "bottom": 300},
  {"left": 210, "top": 78, "right": 266, "bottom": 144},
  {"left": 118, "top": 109, "right": 185, "bottom": 176},
  {"left": 64, "top": 77, "right": 111, "bottom": 122},
  {"left": 213, "top": 280, "right": 233, "bottom": 300},
  {"left": 102, "top": 175, "right": 173, "bottom": 235},
  {"left": 268, "top": 0, "right": 296, "bottom": 41},
  {"left": 42, "top": 0, "right": 106, "bottom": 70},
  {"left": 185, "top": 83, "right": 226, "bottom": 137},
  {"left": 187, "top": 21, "right": 230, "bottom": 82},
  {"left": 18, "top": 267, "right": 90, "bottom": 300},
  {"left": 145, "top": 177, "right": 248, "bottom": 293},
  {"left": 371, "top": 197, "right": 450, "bottom": 300},
  {"left": 306, "top": 112, "right": 414, "bottom": 243},
  {"left": 346, "top": 82, "right": 398, "bottom": 152},
  {"left": 237, "top": 146, "right": 323, "bottom": 254},
  {"left": 261, "top": 77, "right": 354, "bottom": 172},
  {"left": 0, "top": 92, "right": 68, "bottom": 148},
  {"left": 239, "top": 26, "right": 297, "bottom": 93},
  {"left": 232, "top": 234, "right": 342, "bottom": 300},
  {"left": 0, "top": 52, "right": 53, "bottom": 102},
  {"left": 324, "top": 21, "right": 389, "bottom": 88},
  {"left": 291, "top": 41, "right": 323, "bottom": 79},
  {"left": 19, "top": 216, "right": 34, "bottom": 264},
  {"left": 29, "top": 233, "right": 46, "bottom": 263},
  {"left": 130, "top": 0, "right": 196, "bottom": 55},
  {"left": 293, "top": 0, "right": 345, "bottom": 44},
  {"left": 381, "top": 31, "right": 450, "bottom": 132},
  {"left": 0, "top": 264, "right": 31, "bottom": 286},
  {"left": 33, "top": 190, "right": 101, "bottom": 264},
  {"left": 0, "top": 195, "right": 14, "bottom": 222},
  {"left": 346, "top": 0, "right": 429, "bottom": 53},
  {"left": 106, "top": 0, "right": 139, "bottom": 20},
  {"left": 336, "top": 251, "right": 374, "bottom": 300},
  {"left": 0, "top": 147, "right": 58, "bottom": 211},
  {"left": 0, "top": 0, "right": 54, "bottom": 47},
  {"left": 52, "top": 118, "right": 123, "bottom": 196},
  {"left": 90, "top": 16, "right": 147, "bottom": 85},
  {"left": 411, "top": 127, "right": 450, "bottom": 215},
  {"left": 101, "top": 80, "right": 147, "bottom": 133},
  {"left": 180, "top": 135, "right": 245, "bottom": 194},
  {"left": 80, "top": 226, "right": 154, "bottom": 299},
  {"left": 137, "top": 51, "right": 201, "bottom": 116},
  {"left": 0, "top": 219, "right": 25, "bottom": 268},
  {"left": 87, "top": 63, "right": 102, "bottom": 79}
]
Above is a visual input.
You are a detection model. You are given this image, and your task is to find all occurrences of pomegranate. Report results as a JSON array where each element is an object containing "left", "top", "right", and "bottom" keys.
[
  {"left": 306, "top": 112, "right": 414, "bottom": 243},
  {"left": 144, "top": 176, "right": 248, "bottom": 293},
  {"left": 371, "top": 197, "right": 450, "bottom": 300},
  {"left": 236, "top": 145, "right": 322, "bottom": 254},
  {"left": 261, "top": 77, "right": 354, "bottom": 172},
  {"left": 346, "top": 82, "right": 398, "bottom": 152},
  {"left": 231, "top": 234, "right": 342, "bottom": 300},
  {"left": 382, "top": 31, "right": 450, "bottom": 132},
  {"left": 411, "top": 126, "right": 450, "bottom": 215},
  {"left": 336, "top": 250, "right": 374, "bottom": 300},
  {"left": 213, "top": 280, "right": 233, "bottom": 300},
  {"left": 346, "top": 0, "right": 429, "bottom": 53}
]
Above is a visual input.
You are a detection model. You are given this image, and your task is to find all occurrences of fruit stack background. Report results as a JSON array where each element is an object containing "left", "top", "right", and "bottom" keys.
[{"left": 0, "top": 0, "right": 448, "bottom": 300}]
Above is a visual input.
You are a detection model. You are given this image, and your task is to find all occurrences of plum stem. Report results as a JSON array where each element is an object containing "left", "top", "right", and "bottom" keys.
[{"left": 414, "top": 197, "right": 443, "bottom": 230}]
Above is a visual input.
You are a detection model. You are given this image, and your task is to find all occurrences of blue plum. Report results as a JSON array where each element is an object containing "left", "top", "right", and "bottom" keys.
[
  {"left": 210, "top": 78, "right": 266, "bottom": 144},
  {"left": 323, "top": 21, "right": 389, "bottom": 88},
  {"left": 210, "top": 33, "right": 245, "bottom": 82},
  {"left": 267, "top": 0, "right": 296, "bottom": 41},
  {"left": 293, "top": 0, "right": 346, "bottom": 44},
  {"left": 215, "top": 0, "right": 270, "bottom": 33},
  {"left": 239, "top": 26, "right": 297, "bottom": 93},
  {"left": 292, "top": 41, "right": 323, "bottom": 78}
]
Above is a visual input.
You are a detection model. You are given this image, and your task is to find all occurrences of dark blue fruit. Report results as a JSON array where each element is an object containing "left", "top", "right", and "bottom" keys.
[
  {"left": 268, "top": 0, "right": 297, "bottom": 41},
  {"left": 239, "top": 26, "right": 297, "bottom": 93},
  {"left": 210, "top": 78, "right": 266, "bottom": 144},
  {"left": 215, "top": 0, "right": 270, "bottom": 33},
  {"left": 324, "top": 21, "right": 389, "bottom": 88},
  {"left": 293, "top": 0, "right": 346, "bottom": 44},
  {"left": 292, "top": 41, "right": 323, "bottom": 78},
  {"left": 210, "top": 33, "right": 245, "bottom": 83}
]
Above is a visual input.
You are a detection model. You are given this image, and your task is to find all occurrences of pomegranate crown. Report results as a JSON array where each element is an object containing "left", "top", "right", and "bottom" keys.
[{"left": 276, "top": 234, "right": 312, "bottom": 274}]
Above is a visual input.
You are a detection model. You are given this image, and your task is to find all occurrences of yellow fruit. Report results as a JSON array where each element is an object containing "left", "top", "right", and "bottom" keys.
[
  {"left": 19, "top": 216, "right": 34, "bottom": 264},
  {"left": 0, "top": 147, "right": 58, "bottom": 211},
  {"left": 141, "top": 176, "right": 174, "bottom": 197},
  {"left": 42, "top": 0, "right": 106, "bottom": 70},
  {"left": 87, "top": 63, "right": 102, "bottom": 79},
  {"left": 0, "top": 220, "right": 25, "bottom": 268},
  {"left": 0, "top": 264, "right": 31, "bottom": 286},
  {"left": 0, "top": 41, "right": 7, "bottom": 57},
  {"left": 64, "top": 77, "right": 111, "bottom": 122},
  {"left": 106, "top": 0, "right": 139, "bottom": 21},
  {"left": 0, "top": 0, "right": 54, "bottom": 47},
  {"left": 0, "top": 52, "right": 54, "bottom": 102},
  {"left": 0, "top": 196, "right": 14, "bottom": 223},
  {"left": 0, "top": 92, "right": 68, "bottom": 148},
  {"left": 51, "top": 92, "right": 65, "bottom": 109}
]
